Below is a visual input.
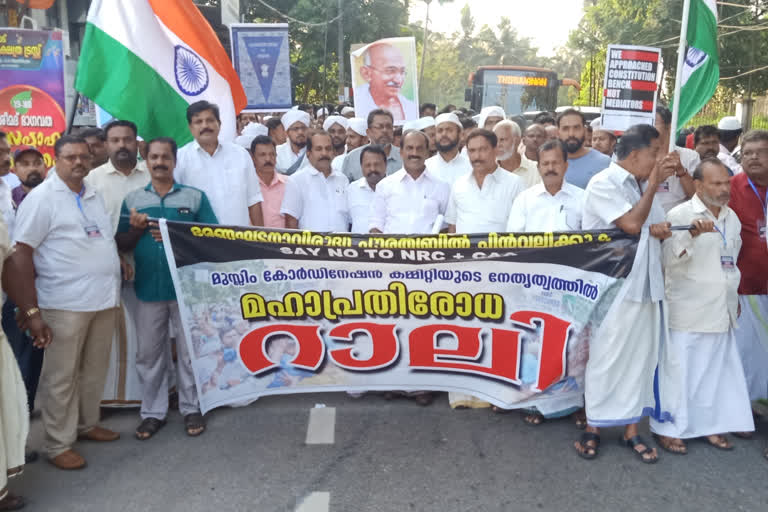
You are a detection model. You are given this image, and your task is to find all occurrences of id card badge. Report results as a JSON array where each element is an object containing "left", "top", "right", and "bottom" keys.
[
  {"left": 83, "top": 223, "right": 103, "bottom": 239},
  {"left": 657, "top": 181, "right": 670, "bottom": 193},
  {"left": 720, "top": 255, "right": 735, "bottom": 270},
  {"left": 758, "top": 218, "right": 767, "bottom": 241}
]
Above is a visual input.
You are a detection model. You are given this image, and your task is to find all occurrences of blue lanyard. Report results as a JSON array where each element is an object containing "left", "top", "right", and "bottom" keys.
[
  {"left": 73, "top": 187, "right": 87, "bottom": 219},
  {"left": 747, "top": 177, "right": 768, "bottom": 214},
  {"left": 713, "top": 221, "right": 727, "bottom": 248}
]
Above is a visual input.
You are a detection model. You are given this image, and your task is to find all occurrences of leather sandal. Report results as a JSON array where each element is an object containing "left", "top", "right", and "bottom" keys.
[{"left": 135, "top": 418, "right": 167, "bottom": 441}]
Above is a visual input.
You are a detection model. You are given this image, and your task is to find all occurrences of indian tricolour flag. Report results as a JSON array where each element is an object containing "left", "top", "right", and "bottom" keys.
[
  {"left": 75, "top": 0, "right": 247, "bottom": 144},
  {"left": 674, "top": 0, "right": 719, "bottom": 128}
]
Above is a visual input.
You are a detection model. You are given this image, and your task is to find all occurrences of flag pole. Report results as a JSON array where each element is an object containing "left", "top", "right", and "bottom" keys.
[{"left": 669, "top": 0, "right": 692, "bottom": 152}]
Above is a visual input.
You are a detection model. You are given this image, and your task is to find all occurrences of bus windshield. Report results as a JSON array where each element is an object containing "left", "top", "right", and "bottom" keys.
[{"left": 471, "top": 69, "right": 558, "bottom": 115}]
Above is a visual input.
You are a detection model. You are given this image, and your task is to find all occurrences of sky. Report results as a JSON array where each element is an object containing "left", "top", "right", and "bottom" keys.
[{"left": 408, "top": 0, "right": 586, "bottom": 57}]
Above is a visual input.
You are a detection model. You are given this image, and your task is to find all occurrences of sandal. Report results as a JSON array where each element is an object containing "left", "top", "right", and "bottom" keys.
[
  {"left": 0, "top": 492, "right": 25, "bottom": 511},
  {"left": 414, "top": 393, "right": 435, "bottom": 406},
  {"left": 620, "top": 435, "right": 658, "bottom": 464},
  {"left": 135, "top": 418, "right": 166, "bottom": 441},
  {"left": 652, "top": 433, "right": 687, "bottom": 455},
  {"left": 705, "top": 435, "right": 733, "bottom": 451},
  {"left": 522, "top": 412, "right": 545, "bottom": 426},
  {"left": 574, "top": 432, "right": 600, "bottom": 460},
  {"left": 732, "top": 431, "right": 753, "bottom": 439},
  {"left": 184, "top": 413, "right": 206, "bottom": 437}
]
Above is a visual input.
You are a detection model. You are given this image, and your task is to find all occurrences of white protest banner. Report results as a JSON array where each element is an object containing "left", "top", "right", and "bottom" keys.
[
  {"left": 350, "top": 37, "right": 419, "bottom": 125},
  {"left": 230, "top": 23, "right": 292, "bottom": 112},
  {"left": 161, "top": 221, "right": 638, "bottom": 415},
  {"left": 600, "top": 45, "right": 662, "bottom": 132}
]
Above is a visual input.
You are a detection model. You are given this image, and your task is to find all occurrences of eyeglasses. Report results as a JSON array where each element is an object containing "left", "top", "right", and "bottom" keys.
[
  {"left": 60, "top": 153, "right": 93, "bottom": 164},
  {"left": 742, "top": 148, "right": 768, "bottom": 159},
  {"left": 368, "top": 66, "right": 407, "bottom": 78}
]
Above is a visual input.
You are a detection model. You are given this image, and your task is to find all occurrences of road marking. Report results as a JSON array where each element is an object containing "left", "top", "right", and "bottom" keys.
[
  {"left": 296, "top": 492, "right": 330, "bottom": 512},
  {"left": 305, "top": 407, "right": 336, "bottom": 444}
]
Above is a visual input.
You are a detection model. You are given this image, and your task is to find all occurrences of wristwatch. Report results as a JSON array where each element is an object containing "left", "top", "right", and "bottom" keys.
[{"left": 24, "top": 307, "right": 40, "bottom": 319}]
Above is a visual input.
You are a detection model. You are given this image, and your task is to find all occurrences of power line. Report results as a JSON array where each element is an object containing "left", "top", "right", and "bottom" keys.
[
  {"left": 721, "top": 63, "right": 768, "bottom": 79},
  {"left": 253, "top": 0, "right": 342, "bottom": 27}
]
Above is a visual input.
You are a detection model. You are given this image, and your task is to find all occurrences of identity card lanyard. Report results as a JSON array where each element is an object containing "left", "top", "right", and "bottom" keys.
[
  {"left": 747, "top": 176, "right": 768, "bottom": 214},
  {"left": 713, "top": 221, "right": 727, "bottom": 248}
]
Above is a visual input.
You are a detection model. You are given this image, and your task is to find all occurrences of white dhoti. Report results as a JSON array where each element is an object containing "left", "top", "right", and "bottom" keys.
[
  {"left": 733, "top": 295, "right": 768, "bottom": 400},
  {"left": 1, "top": 337, "right": 28, "bottom": 500},
  {"left": 101, "top": 283, "right": 142, "bottom": 406},
  {"left": 651, "top": 329, "right": 754, "bottom": 438},
  {"left": 585, "top": 299, "right": 667, "bottom": 427}
]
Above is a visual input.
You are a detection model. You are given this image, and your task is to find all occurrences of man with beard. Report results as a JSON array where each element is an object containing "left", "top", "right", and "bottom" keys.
[
  {"left": 425, "top": 113, "right": 470, "bottom": 186},
  {"left": 80, "top": 127, "right": 109, "bottom": 170},
  {"left": 11, "top": 146, "right": 45, "bottom": 205},
  {"left": 495, "top": 120, "right": 540, "bottom": 188},
  {"left": 347, "top": 145, "right": 387, "bottom": 233},
  {"left": 651, "top": 158, "right": 754, "bottom": 454},
  {"left": 276, "top": 110, "right": 311, "bottom": 175},
  {"left": 117, "top": 137, "right": 218, "bottom": 440},
  {"left": 694, "top": 125, "right": 724, "bottom": 164},
  {"left": 176, "top": 101, "right": 264, "bottom": 227},
  {"left": 369, "top": 130, "right": 448, "bottom": 406},
  {"left": 478, "top": 106, "right": 505, "bottom": 131},
  {"left": 574, "top": 124, "right": 676, "bottom": 464},
  {"left": 86, "top": 120, "right": 150, "bottom": 233},
  {"left": 653, "top": 105, "right": 700, "bottom": 213},
  {"left": 522, "top": 123, "right": 547, "bottom": 165},
  {"left": 557, "top": 109, "right": 612, "bottom": 190},
  {"left": 281, "top": 131, "right": 349, "bottom": 231},
  {"left": 590, "top": 119, "right": 617, "bottom": 157},
  {"left": 342, "top": 109, "right": 403, "bottom": 182},
  {"left": 323, "top": 115, "right": 349, "bottom": 158},
  {"left": 250, "top": 135, "right": 287, "bottom": 229},
  {"left": 331, "top": 118, "right": 368, "bottom": 174},
  {"left": 13, "top": 135, "right": 122, "bottom": 469},
  {"left": 729, "top": 131, "right": 768, "bottom": 445}
]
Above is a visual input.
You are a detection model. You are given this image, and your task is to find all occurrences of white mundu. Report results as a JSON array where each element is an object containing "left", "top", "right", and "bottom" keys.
[
  {"left": 650, "top": 194, "right": 754, "bottom": 438},
  {"left": 445, "top": 167, "right": 523, "bottom": 233},
  {"left": 506, "top": 182, "right": 584, "bottom": 232}
]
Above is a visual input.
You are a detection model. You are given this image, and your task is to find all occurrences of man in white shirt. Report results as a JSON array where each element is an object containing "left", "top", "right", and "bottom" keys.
[
  {"left": 13, "top": 135, "right": 122, "bottom": 470},
  {"left": 175, "top": 101, "right": 264, "bottom": 227},
  {"left": 446, "top": 129, "right": 523, "bottom": 234},
  {"left": 347, "top": 145, "right": 386, "bottom": 233},
  {"left": 275, "top": 109, "right": 311, "bottom": 175},
  {"left": 654, "top": 105, "right": 700, "bottom": 213},
  {"left": 478, "top": 106, "right": 505, "bottom": 131},
  {"left": 507, "top": 139, "right": 584, "bottom": 232},
  {"left": 574, "top": 124, "right": 676, "bottom": 464},
  {"left": 342, "top": 109, "right": 403, "bottom": 182},
  {"left": 521, "top": 123, "right": 546, "bottom": 165},
  {"left": 495, "top": 120, "right": 541, "bottom": 189},
  {"left": 651, "top": 158, "right": 754, "bottom": 454},
  {"left": 369, "top": 130, "right": 449, "bottom": 235},
  {"left": 590, "top": 119, "right": 617, "bottom": 158},
  {"left": 425, "top": 113, "right": 471, "bottom": 187},
  {"left": 331, "top": 118, "right": 368, "bottom": 174},
  {"left": 323, "top": 115, "right": 349, "bottom": 159},
  {"left": 280, "top": 131, "right": 350, "bottom": 232},
  {"left": 717, "top": 116, "right": 743, "bottom": 174}
]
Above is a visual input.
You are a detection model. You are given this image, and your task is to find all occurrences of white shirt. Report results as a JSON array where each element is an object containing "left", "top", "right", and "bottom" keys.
[
  {"left": 0, "top": 178, "right": 14, "bottom": 241},
  {"left": 85, "top": 159, "right": 150, "bottom": 234},
  {"left": 718, "top": 143, "right": 743, "bottom": 175},
  {"left": 347, "top": 177, "right": 375, "bottom": 233},
  {"left": 13, "top": 173, "right": 121, "bottom": 311},
  {"left": 655, "top": 145, "right": 700, "bottom": 213},
  {"left": 425, "top": 151, "right": 472, "bottom": 187},
  {"left": 280, "top": 165, "right": 350, "bottom": 232},
  {"left": 445, "top": 167, "right": 523, "bottom": 233},
  {"left": 503, "top": 158, "right": 542, "bottom": 189},
  {"left": 583, "top": 161, "right": 666, "bottom": 303},
  {"left": 2, "top": 172, "right": 21, "bottom": 190},
  {"left": 353, "top": 83, "right": 418, "bottom": 125},
  {"left": 331, "top": 153, "right": 346, "bottom": 174},
  {"left": 663, "top": 194, "right": 742, "bottom": 333},
  {"left": 506, "top": 182, "right": 584, "bottom": 232},
  {"left": 175, "top": 140, "right": 263, "bottom": 226},
  {"left": 369, "top": 168, "right": 450, "bottom": 234},
  {"left": 275, "top": 141, "right": 308, "bottom": 174}
]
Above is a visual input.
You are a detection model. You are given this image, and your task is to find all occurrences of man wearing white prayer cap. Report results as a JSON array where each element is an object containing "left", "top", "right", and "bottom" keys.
[
  {"left": 276, "top": 109, "right": 311, "bottom": 175},
  {"left": 323, "top": 116, "right": 349, "bottom": 158},
  {"left": 426, "top": 113, "right": 471, "bottom": 186},
  {"left": 331, "top": 118, "right": 369, "bottom": 174},
  {"left": 234, "top": 122, "right": 268, "bottom": 150},
  {"left": 478, "top": 106, "right": 506, "bottom": 131},
  {"left": 590, "top": 118, "right": 617, "bottom": 157},
  {"left": 341, "top": 106, "right": 355, "bottom": 119}
]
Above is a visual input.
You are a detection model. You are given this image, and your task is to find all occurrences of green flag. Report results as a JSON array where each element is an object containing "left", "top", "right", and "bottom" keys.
[{"left": 674, "top": 0, "right": 719, "bottom": 127}]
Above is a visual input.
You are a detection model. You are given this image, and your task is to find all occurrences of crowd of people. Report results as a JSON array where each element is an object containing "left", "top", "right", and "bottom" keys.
[{"left": 0, "top": 96, "right": 767, "bottom": 509}]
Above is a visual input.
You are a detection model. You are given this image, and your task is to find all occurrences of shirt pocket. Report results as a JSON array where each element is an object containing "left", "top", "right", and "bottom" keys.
[{"left": 421, "top": 197, "right": 440, "bottom": 219}]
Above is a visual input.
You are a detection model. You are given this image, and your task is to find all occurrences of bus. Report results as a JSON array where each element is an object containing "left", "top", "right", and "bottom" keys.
[{"left": 465, "top": 66, "right": 580, "bottom": 116}]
